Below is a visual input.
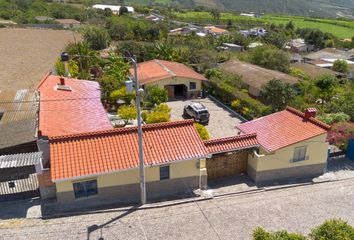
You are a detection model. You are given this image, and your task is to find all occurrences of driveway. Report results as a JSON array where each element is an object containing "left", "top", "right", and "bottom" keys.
[{"left": 166, "top": 97, "right": 244, "bottom": 139}]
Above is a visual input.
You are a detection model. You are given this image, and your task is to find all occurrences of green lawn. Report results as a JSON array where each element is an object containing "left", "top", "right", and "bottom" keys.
[{"left": 173, "top": 11, "right": 354, "bottom": 38}]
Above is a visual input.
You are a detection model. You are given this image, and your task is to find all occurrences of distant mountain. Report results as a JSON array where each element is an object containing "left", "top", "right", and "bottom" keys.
[{"left": 172, "top": 0, "right": 354, "bottom": 18}]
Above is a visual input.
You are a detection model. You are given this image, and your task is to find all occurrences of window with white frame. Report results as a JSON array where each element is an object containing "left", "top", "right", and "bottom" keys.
[{"left": 292, "top": 146, "right": 308, "bottom": 162}]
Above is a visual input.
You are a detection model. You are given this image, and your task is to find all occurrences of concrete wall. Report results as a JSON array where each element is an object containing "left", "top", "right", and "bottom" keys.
[
  {"left": 56, "top": 158, "right": 203, "bottom": 203},
  {"left": 248, "top": 134, "right": 328, "bottom": 184}
]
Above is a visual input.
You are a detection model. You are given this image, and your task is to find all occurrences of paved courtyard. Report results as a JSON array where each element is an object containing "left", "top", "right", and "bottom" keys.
[
  {"left": 1, "top": 178, "right": 354, "bottom": 240},
  {"left": 166, "top": 97, "right": 244, "bottom": 139}
]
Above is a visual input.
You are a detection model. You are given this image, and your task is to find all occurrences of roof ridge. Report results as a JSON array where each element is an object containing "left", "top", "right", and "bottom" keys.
[
  {"left": 49, "top": 120, "right": 194, "bottom": 142},
  {"left": 154, "top": 59, "right": 176, "bottom": 77},
  {"left": 0, "top": 152, "right": 42, "bottom": 158},
  {"left": 204, "top": 132, "right": 258, "bottom": 146},
  {"left": 36, "top": 72, "right": 52, "bottom": 89},
  {"left": 285, "top": 106, "right": 331, "bottom": 130}
]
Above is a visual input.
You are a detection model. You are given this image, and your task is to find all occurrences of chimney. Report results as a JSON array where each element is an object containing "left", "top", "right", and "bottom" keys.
[
  {"left": 304, "top": 108, "right": 317, "bottom": 119},
  {"left": 59, "top": 77, "right": 65, "bottom": 85}
]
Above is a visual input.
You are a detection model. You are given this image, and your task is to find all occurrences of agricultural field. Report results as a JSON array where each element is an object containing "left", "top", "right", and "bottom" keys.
[
  {"left": 0, "top": 28, "right": 80, "bottom": 91},
  {"left": 173, "top": 11, "right": 354, "bottom": 38}
]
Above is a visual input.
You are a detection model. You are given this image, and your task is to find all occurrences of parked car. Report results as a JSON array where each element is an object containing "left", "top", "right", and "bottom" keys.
[{"left": 183, "top": 103, "right": 210, "bottom": 124}]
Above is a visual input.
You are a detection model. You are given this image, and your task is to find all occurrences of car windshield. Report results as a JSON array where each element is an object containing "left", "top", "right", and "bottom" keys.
[{"left": 197, "top": 110, "right": 208, "bottom": 115}]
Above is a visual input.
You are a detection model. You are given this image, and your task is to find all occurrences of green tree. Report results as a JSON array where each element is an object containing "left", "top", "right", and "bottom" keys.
[
  {"left": 104, "top": 53, "right": 130, "bottom": 84},
  {"left": 249, "top": 45, "right": 291, "bottom": 73},
  {"left": 145, "top": 86, "right": 168, "bottom": 107},
  {"left": 262, "top": 32, "right": 289, "bottom": 49},
  {"left": 310, "top": 219, "right": 354, "bottom": 240},
  {"left": 194, "top": 123, "right": 210, "bottom": 140},
  {"left": 285, "top": 21, "right": 295, "bottom": 31},
  {"left": 82, "top": 26, "right": 111, "bottom": 50},
  {"left": 261, "top": 79, "right": 295, "bottom": 111},
  {"left": 119, "top": 6, "right": 129, "bottom": 15},
  {"left": 55, "top": 59, "right": 79, "bottom": 78},
  {"left": 332, "top": 59, "right": 349, "bottom": 73},
  {"left": 209, "top": 9, "right": 220, "bottom": 20},
  {"left": 118, "top": 105, "right": 136, "bottom": 124},
  {"left": 314, "top": 74, "right": 338, "bottom": 106}
]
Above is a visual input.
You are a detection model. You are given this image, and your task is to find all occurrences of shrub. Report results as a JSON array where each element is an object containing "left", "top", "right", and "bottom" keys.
[
  {"left": 144, "top": 86, "right": 168, "bottom": 108},
  {"left": 110, "top": 86, "right": 135, "bottom": 105},
  {"left": 144, "top": 103, "right": 171, "bottom": 124},
  {"left": 310, "top": 219, "right": 354, "bottom": 240},
  {"left": 253, "top": 227, "right": 306, "bottom": 240},
  {"left": 55, "top": 59, "right": 79, "bottom": 78},
  {"left": 317, "top": 113, "right": 350, "bottom": 125},
  {"left": 327, "top": 122, "right": 354, "bottom": 150},
  {"left": 332, "top": 59, "right": 349, "bottom": 73},
  {"left": 118, "top": 105, "right": 136, "bottom": 124},
  {"left": 194, "top": 123, "right": 210, "bottom": 140}
]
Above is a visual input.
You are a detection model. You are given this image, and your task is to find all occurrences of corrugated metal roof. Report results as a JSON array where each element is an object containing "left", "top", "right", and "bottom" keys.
[
  {"left": 0, "top": 89, "right": 38, "bottom": 149},
  {"left": 0, "top": 152, "right": 42, "bottom": 169}
]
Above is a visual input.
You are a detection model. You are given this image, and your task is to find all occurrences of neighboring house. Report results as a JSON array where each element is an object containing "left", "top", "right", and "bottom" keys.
[
  {"left": 130, "top": 59, "right": 207, "bottom": 99},
  {"left": 219, "top": 60, "right": 298, "bottom": 97},
  {"left": 145, "top": 14, "right": 164, "bottom": 22},
  {"left": 221, "top": 43, "right": 244, "bottom": 52},
  {"left": 248, "top": 42, "right": 263, "bottom": 49},
  {"left": 35, "top": 16, "right": 54, "bottom": 22},
  {"left": 49, "top": 120, "right": 209, "bottom": 204},
  {"left": 237, "top": 107, "right": 330, "bottom": 184},
  {"left": 0, "top": 152, "right": 42, "bottom": 201},
  {"left": 240, "top": 28, "right": 267, "bottom": 37},
  {"left": 286, "top": 38, "right": 314, "bottom": 53},
  {"left": 37, "top": 74, "right": 112, "bottom": 138},
  {"left": 204, "top": 26, "right": 229, "bottom": 36},
  {"left": 304, "top": 48, "right": 354, "bottom": 62},
  {"left": 0, "top": 89, "right": 38, "bottom": 155},
  {"left": 92, "top": 4, "right": 135, "bottom": 14},
  {"left": 291, "top": 62, "right": 343, "bottom": 79},
  {"left": 55, "top": 19, "right": 81, "bottom": 28},
  {"left": 169, "top": 27, "right": 199, "bottom": 36}
]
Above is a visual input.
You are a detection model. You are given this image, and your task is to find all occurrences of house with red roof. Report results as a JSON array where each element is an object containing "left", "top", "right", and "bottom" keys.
[
  {"left": 43, "top": 118, "right": 260, "bottom": 204},
  {"left": 37, "top": 74, "right": 112, "bottom": 138},
  {"left": 130, "top": 59, "right": 207, "bottom": 99},
  {"left": 237, "top": 107, "right": 331, "bottom": 184}
]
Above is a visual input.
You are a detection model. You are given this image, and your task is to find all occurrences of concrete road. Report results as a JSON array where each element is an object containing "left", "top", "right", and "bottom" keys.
[
  {"left": 1, "top": 179, "right": 354, "bottom": 240},
  {"left": 166, "top": 97, "right": 244, "bottom": 139}
]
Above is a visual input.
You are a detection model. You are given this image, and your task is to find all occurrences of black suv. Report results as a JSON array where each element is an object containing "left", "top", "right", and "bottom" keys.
[{"left": 183, "top": 103, "right": 210, "bottom": 124}]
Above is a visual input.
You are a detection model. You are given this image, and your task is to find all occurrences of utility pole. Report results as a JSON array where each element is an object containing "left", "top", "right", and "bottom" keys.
[{"left": 126, "top": 56, "right": 146, "bottom": 205}]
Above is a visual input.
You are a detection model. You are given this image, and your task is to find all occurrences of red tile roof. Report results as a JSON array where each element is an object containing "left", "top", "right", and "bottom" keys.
[
  {"left": 130, "top": 59, "right": 207, "bottom": 85},
  {"left": 204, "top": 133, "right": 259, "bottom": 154},
  {"left": 37, "top": 74, "right": 112, "bottom": 137},
  {"left": 237, "top": 107, "right": 331, "bottom": 152},
  {"left": 49, "top": 120, "right": 208, "bottom": 181}
]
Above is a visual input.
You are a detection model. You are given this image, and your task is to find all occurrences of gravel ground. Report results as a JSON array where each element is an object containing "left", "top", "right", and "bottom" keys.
[
  {"left": 1, "top": 179, "right": 354, "bottom": 240},
  {"left": 166, "top": 97, "right": 244, "bottom": 139},
  {"left": 0, "top": 28, "right": 80, "bottom": 90}
]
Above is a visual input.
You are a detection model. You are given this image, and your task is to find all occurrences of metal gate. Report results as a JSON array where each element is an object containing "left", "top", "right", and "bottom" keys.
[
  {"left": 206, "top": 151, "right": 248, "bottom": 180},
  {"left": 0, "top": 173, "right": 39, "bottom": 201}
]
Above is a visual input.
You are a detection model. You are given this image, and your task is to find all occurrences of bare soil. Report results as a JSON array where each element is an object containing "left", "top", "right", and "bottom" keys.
[{"left": 0, "top": 28, "right": 80, "bottom": 90}]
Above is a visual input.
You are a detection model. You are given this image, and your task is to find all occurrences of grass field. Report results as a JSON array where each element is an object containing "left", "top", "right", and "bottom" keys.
[{"left": 173, "top": 11, "right": 354, "bottom": 38}]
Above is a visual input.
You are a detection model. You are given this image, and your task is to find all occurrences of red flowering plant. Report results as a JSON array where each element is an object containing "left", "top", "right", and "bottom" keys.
[{"left": 327, "top": 122, "right": 354, "bottom": 150}]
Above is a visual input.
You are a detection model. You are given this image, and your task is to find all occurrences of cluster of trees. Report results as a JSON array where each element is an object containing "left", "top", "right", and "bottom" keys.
[{"left": 253, "top": 219, "right": 354, "bottom": 240}]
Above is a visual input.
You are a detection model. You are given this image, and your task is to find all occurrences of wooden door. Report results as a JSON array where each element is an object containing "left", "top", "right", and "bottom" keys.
[{"left": 206, "top": 152, "right": 248, "bottom": 180}]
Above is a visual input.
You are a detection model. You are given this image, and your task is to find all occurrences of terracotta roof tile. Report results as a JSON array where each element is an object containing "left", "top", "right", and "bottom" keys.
[
  {"left": 38, "top": 75, "right": 112, "bottom": 137},
  {"left": 237, "top": 107, "right": 330, "bottom": 152},
  {"left": 49, "top": 120, "right": 208, "bottom": 181},
  {"left": 204, "top": 133, "right": 259, "bottom": 154},
  {"left": 130, "top": 59, "right": 207, "bottom": 85}
]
